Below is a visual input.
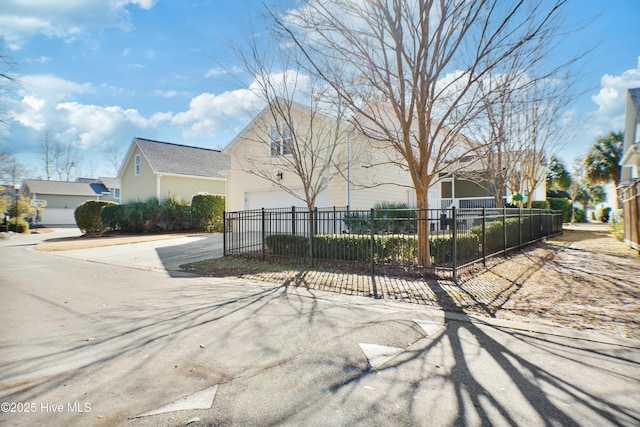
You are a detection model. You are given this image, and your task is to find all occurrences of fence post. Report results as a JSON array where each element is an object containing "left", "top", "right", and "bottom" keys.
[
  {"left": 482, "top": 207, "right": 486, "bottom": 266},
  {"left": 291, "top": 206, "right": 296, "bottom": 236},
  {"left": 503, "top": 207, "right": 507, "bottom": 257},
  {"left": 452, "top": 207, "right": 457, "bottom": 280},
  {"left": 538, "top": 209, "right": 542, "bottom": 240},
  {"left": 223, "top": 210, "right": 227, "bottom": 256},
  {"left": 370, "top": 208, "right": 375, "bottom": 275},
  {"left": 518, "top": 208, "right": 522, "bottom": 249},
  {"left": 310, "top": 207, "right": 316, "bottom": 267},
  {"left": 530, "top": 209, "right": 534, "bottom": 242},
  {"left": 261, "top": 208, "right": 266, "bottom": 261}
]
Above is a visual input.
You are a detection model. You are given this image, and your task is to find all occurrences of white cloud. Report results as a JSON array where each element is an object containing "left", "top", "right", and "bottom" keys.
[
  {"left": 55, "top": 102, "right": 169, "bottom": 148},
  {"left": 171, "top": 88, "right": 262, "bottom": 138},
  {"left": 20, "top": 74, "right": 92, "bottom": 102},
  {"left": 205, "top": 66, "right": 243, "bottom": 78},
  {"left": 153, "top": 89, "right": 191, "bottom": 98},
  {"left": 170, "top": 70, "right": 312, "bottom": 139},
  {"left": 588, "top": 56, "right": 640, "bottom": 132},
  {"left": 0, "top": 0, "right": 158, "bottom": 47}
]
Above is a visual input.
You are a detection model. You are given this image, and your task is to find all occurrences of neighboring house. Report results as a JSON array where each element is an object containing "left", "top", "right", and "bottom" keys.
[
  {"left": 223, "top": 102, "right": 539, "bottom": 213},
  {"left": 76, "top": 177, "right": 121, "bottom": 203},
  {"left": 621, "top": 87, "right": 640, "bottom": 250},
  {"left": 117, "top": 137, "right": 229, "bottom": 204},
  {"left": 19, "top": 179, "right": 105, "bottom": 225}
]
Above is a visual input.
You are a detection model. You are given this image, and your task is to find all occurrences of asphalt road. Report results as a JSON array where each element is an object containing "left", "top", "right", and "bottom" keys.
[{"left": 1, "top": 229, "right": 639, "bottom": 426}]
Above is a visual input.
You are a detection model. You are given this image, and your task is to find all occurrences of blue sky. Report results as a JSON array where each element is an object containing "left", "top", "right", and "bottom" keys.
[{"left": 1, "top": 0, "right": 640, "bottom": 181}]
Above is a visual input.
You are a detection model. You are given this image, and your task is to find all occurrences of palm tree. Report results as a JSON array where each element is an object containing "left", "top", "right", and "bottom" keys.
[{"left": 584, "top": 131, "right": 623, "bottom": 208}]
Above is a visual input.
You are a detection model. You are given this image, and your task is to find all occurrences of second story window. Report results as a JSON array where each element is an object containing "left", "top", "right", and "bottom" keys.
[
  {"left": 135, "top": 154, "right": 141, "bottom": 175},
  {"left": 270, "top": 124, "right": 292, "bottom": 156}
]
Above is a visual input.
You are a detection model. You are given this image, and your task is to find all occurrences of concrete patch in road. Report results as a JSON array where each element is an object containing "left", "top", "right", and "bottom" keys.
[
  {"left": 134, "top": 385, "right": 219, "bottom": 418},
  {"left": 413, "top": 318, "right": 445, "bottom": 337},
  {"left": 358, "top": 343, "right": 404, "bottom": 369}
]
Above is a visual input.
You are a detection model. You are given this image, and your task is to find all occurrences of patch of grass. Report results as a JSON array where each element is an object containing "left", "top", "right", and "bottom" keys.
[{"left": 182, "top": 256, "right": 304, "bottom": 277}]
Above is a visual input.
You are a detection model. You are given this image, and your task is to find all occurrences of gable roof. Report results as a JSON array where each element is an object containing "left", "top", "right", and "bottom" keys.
[
  {"left": 223, "top": 99, "right": 347, "bottom": 154},
  {"left": 20, "top": 179, "right": 99, "bottom": 197},
  {"left": 97, "top": 177, "right": 120, "bottom": 189},
  {"left": 118, "top": 137, "right": 229, "bottom": 179}
]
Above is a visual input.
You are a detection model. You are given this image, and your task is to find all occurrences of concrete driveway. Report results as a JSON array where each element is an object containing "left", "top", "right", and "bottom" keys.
[
  {"left": 48, "top": 232, "right": 223, "bottom": 276},
  {"left": 1, "top": 229, "right": 639, "bottom": 426}
]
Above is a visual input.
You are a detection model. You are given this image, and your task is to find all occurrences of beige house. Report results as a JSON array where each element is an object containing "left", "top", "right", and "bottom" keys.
[
  {"left": 117, "top": 137, "right": 229, "bottom": 204},
  {"left": 223, "top": 101, "right": 533, "bottom": 213},
  {"left": 19, "top": 179, "right": 117, "bottom": 225},
  {"left": 223, "top": 101, "right": 415, "bottom": 212}
]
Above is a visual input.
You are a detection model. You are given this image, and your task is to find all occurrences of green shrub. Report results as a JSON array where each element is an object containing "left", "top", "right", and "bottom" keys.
[
  {"left": 343, "top": 211, "right": 371, "bottom": 234},
  {"left": 164, "top": 197, "right": 191, "bottom": 231},
  {"left": 75, "top": 200, "right": 117, "bottom": 235},
  {"left": 610, "top": 209, "right": 624, "bottom": 240},
  {"left": 596, "top": 206, "right": 612, "bottom": 222},
  {"left": 191, "top": 194, "right": 225, "bottom": 232},
  {"left": 101, "top": 204, "right": 126, "bottom": 231},
  {"left": 572, "top": 207, "right": 586, "bottom": 223},
  {"left": 123, "top": 200, "right": 147, "bottom": 232},
  {"left": 548, "top": 198, "right": 572, "bottom": 222},
  {"left": 266, "top": 233, "right": 480, "bottom": 265},
  {"left": 265, "top": 234, "right": 309, "bottom": 257},
  {"left": 372, "top": 202, "right": 418, "bottom": 234},
  {"left": 531, "top": 200, "right": 550, "bottom": 210},
  {"left": 314, "top": 234, "right": 372, "bottom": 261},
  {"left": 8, "top": 218, "right": 29, "bottom": 233},
  {"left": 469, "top": 216, "right": 536, "bottom": 255}
]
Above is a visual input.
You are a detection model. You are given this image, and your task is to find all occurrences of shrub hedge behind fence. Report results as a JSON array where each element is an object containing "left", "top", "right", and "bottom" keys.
[{"left": 224, "top": 207, "right": 563, "bottom": 278}]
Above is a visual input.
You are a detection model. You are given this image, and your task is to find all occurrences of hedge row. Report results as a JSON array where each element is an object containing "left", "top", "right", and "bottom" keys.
[
  {"left": 75, "top": 195, "right": 225, "bottom": 235},
  {"left": 264, "top": 233, "right": 481, "bottom": 265}
]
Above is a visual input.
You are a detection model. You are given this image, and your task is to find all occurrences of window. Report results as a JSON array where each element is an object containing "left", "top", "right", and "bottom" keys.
[
  {"left": 135, "top": 154, "right": 141, "bottom": 175},
  {"left": 113, "top": 188, "right": 120, "bottom": 200},
  {"left": 270, "top": 124, "right": 293, "bottom": 156}
]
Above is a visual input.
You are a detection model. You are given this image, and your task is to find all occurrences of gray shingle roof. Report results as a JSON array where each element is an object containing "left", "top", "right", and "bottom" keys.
[
  {"left": 135, "top": 138, "right": 229, "bottom": 178},
  {"left": 21, "top": 180, "right": 99, "bottom": 197},
  {"left": 98, "top": 177, "right": 120, "bottom": 189}
]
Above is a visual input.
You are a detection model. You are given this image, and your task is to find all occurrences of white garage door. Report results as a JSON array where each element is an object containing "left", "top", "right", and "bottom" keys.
[
  {"left": 40, "top": 208, "right": 76, "bottom": 225},
  {"left": 244, "top": 189, "right": 328, "bottom": 210},
  {"left": 240, "top": 189, "right": 329, "bottom": 234}
]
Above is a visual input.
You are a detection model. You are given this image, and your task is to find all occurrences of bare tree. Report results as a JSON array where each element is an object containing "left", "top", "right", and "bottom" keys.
[
  {"left": 233, "top": 34, "right": 352, "bottom": 213},
  {"left": 273, "top": 0, "right": 571, "bottom": 266},
  {"left": 53, "top": 142, "right": 80, "bottom": 181},
  {"left": 0, "top": 50, "right": 20, "bottom": 123},
  {"left": 517, "top": 78, "right": 573, "bottom": 207},
  {"left": 106, "top": 146, "right": 123, "bottom": 176},
  {"left": 37, "top": 130, "right": 55, "bottom": 180}
]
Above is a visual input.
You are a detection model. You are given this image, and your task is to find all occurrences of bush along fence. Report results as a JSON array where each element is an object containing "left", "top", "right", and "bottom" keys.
[{"left": 223, "top": 206, "right": 563, "bottom": 279}]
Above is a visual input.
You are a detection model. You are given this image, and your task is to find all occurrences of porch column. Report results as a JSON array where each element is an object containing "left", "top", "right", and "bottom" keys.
[
  {"left": 156, "top": 174, "right": 162, "bottom": 199},
  {"left": 451, "top": 171, "right": 457, "bottom": 208}
]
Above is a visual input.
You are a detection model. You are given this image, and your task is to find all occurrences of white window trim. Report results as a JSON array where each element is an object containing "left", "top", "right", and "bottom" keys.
[
  {"left": 270, "top": 124, "right": 293, "bottom": 157},
  {"left": 135, "top": 154, "right": 141, "bottom": 176}
]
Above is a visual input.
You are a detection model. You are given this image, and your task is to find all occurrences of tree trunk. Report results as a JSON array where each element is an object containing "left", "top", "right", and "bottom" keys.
[{"left": 415, "top": 186, "right": 431, "bottom": 267}]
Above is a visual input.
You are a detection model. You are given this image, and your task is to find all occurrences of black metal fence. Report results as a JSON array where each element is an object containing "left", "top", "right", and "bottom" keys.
[{"left": 224, "top": 206, "right": 563, "bottom": 279}]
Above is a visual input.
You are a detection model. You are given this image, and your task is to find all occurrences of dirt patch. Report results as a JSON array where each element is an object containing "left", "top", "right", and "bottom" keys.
[{"left": 185, "top": 224, "right": 640, "bottom": 340}]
